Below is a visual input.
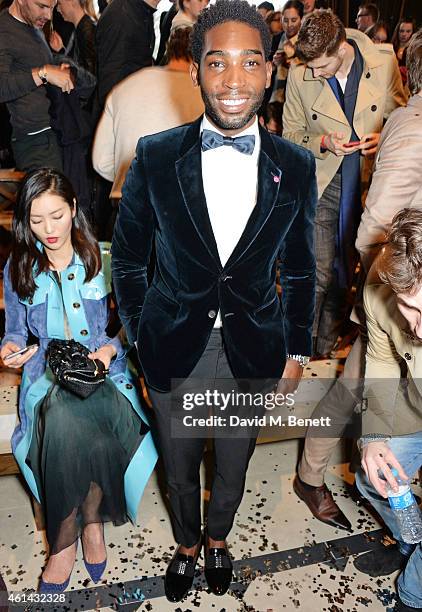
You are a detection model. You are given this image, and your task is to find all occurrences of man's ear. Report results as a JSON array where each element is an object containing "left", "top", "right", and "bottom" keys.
[{"left": 190, "top": 62, "right": 200, "bottom": 87}]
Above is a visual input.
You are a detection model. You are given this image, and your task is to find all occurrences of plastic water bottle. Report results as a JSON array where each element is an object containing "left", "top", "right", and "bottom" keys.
[{"left": 387, "top": 468, "right": 422, "bottom": 544}]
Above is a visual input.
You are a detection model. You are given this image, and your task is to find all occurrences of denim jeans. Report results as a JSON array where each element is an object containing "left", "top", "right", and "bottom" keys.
[{"left": 355, "top": 432, "right": 422, "bottom": 608}]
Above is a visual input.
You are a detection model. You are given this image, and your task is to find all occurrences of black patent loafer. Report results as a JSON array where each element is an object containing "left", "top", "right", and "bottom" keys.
[
  {"left": 204, "top": 542, "right": 233, "bottom": 596},
  {"left": 164, "top": 545, "right": 200, "bottom": 602}
]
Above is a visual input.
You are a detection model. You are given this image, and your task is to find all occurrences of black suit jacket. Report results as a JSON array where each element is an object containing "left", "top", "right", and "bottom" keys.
[{"left": 111, "top": 117, "right": 317, "bottom": 391}]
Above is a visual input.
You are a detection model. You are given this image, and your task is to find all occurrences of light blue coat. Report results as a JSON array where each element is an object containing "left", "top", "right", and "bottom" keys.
[{"left": 1, "top": 244, "right": 157, "bottom": 521}]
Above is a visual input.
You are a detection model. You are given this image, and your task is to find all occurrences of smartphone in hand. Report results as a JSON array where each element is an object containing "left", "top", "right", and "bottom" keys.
[{"left": 4, "top": 344, "right": 38, "bottom": 360}]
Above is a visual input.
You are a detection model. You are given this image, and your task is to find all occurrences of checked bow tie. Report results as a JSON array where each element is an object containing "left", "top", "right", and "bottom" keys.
[{"left": 201, "top": 129, "right": 255, "bottom": 155}]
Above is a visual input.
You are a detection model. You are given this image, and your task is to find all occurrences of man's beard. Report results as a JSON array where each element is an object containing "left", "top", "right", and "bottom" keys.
[{"left": 201, "top": 89, "right": 265, "bottom": 132}]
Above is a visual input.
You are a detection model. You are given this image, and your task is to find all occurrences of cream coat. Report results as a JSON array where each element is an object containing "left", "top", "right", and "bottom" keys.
[
  {"left": 356, "top": 95, "right": 422, "bottom": 273},
  {"left": 363, "top": 269, "right": 422, "bottom": 438},
  {"left": 283, "top": 29, "right": 407, "bottom": 198}
]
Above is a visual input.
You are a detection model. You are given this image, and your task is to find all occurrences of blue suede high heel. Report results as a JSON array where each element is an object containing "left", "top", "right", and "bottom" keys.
[
  {"left": 82, "top": 526, "right": 107, "bottom": 583},
  {"left": 83, "top": 558, "right": 107, "bottom": 583},
  {"left": 39, "top": 576, "right": 71, "bottom": 593},
  {"left": 39, "top": 541, "right": 77, "bottom": 593}
]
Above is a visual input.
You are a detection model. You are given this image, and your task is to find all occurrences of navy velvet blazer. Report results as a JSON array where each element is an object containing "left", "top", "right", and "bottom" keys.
[{"left": 111, "top": 117, "right": 317, "bottom": 392}]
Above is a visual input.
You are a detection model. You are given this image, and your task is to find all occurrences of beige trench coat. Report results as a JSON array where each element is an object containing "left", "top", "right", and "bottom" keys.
[{"left": 282, "top": 29, "right": 407, "bottom": 198}]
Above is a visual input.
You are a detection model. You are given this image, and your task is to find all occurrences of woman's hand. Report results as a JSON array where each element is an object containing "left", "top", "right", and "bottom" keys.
[
  {"left": 361, "top": 441, "right": 408, "bottom": 498},
  {"left": 0, "top": 341, "right": 38, "bottom": 368},
  {"left": 88, "top": 344, "right": 117, "bottom": 370}
]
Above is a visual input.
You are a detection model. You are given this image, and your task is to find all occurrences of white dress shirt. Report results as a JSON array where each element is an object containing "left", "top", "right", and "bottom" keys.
[{"left": 201, "top": 115, "right": 261, "bottom": 327}]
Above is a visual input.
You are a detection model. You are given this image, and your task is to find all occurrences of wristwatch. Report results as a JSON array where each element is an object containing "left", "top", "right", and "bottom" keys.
[
  {"left": 287, "top": 354, "right": 310, "bottom": 367},
  {"left": 38, "top": 66, "right": 48, "bottom": 85}
]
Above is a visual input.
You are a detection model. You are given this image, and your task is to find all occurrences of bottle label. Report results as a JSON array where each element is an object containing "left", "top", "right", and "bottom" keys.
[{"left": 388, "top": 486, "right": 414, "bottom": 510}]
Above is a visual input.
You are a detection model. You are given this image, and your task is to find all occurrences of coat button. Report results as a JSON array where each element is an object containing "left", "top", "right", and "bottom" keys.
[
  {"left": 303, "top": 135, "right": 310, "bottom": 143},
  {"left": 312, "top": 113, "right": 317, "bottom": 120},
  {"left": 208, "top": 309, "right": 217, "bottom": 319},
  {"left": 73, "top": 302, "right": 80, "bottom": 309},
  {"left": 80, "top": 329, "right": 88, "bottom": 336},
  {"left": 67, "top": 273, "right": 75, "bottom": 280},
  {"left": 366, "top": 72, "right": 370, "bottom": 78},
  {"left": 125, "top": 383, "right": 133, "bottom": 389},
  {"left": 404, "top": 352, "right": 412, "bottom": 360},
  {"left": 371, "top": 104, "right": 377, "bottom": 112}
]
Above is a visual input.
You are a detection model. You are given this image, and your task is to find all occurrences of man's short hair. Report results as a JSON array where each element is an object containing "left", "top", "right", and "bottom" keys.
[
  {"left": 295, "top": 9, "right": 346, "bottom": 62},
  {"left": 191, "top": 0, "right": 272, "bottom": 64},
  {"left": 283, "top": 0, "right": 304, "bottom": 19},
  {"left": 358, "top": 3, "right": 379, "bottom": 24},
  {"left": 407, "top": 28, "right": 422, "bottom": 95},
  {"left": 167, "top": 26, "right": 194, "bottom": 62},
  {"left": 378, "top": 209, "right": 422, "bottom": 295},
  {"left": 258, "top": 1, "right": 274, "bottom": 12}
]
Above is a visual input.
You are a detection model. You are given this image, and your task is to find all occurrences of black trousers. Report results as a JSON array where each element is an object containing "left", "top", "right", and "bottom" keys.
[
  {"left": 11, "top": 129, "right": 62, "bottom": 172},
  {"left": 148, "top": 330, "right": 261, "bottom": 547}
]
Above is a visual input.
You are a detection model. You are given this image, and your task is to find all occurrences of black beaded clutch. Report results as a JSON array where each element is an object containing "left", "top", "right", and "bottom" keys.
[{"left": 47, "top": 339, "right": 108, "bottom": 399}]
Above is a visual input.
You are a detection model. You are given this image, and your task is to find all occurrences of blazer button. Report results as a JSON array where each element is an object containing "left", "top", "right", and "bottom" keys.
[
  {"left": 220, "top": 274, "right": 232, "bottom": 282},
  {"left": 371, "top": 104, "right": 377, "bottom": 112},
  {"left": 405, "top": 352, "right": 412, "bottom": 361},
  {"left": 311, "top": 113, "right": 317, "bottom": 120},
  {"left": 67, "top": 273, "right": 75, "bottom": 280},
  {"left": 126, "top": 383, "right": 133, "bottom": 389},
  {"left": 80, "top": 329, "right": 88, "bottom": 336},
  {"left": 208, "top": 309, "right": 217, "bottom": 319},
  {"left": 73, "top": 302, "right": 80, "bottom": 309}
]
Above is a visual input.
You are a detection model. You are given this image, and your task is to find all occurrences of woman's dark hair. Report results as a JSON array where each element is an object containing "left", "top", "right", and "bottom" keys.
[
  {"left": 10, "top": 168, "right": 101, "bottom": 299},
  {"left": 391, "top": 17, "right": 416, "bottom": 54},
  {"left": 191, "top": 0, "right": 272, "bottom": 63},
  {"left": 282, "top": 0, "right": 304, "bottom": 19}
]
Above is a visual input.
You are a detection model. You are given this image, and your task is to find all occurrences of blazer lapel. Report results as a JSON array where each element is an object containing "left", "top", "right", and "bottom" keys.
[
  {"left": 312, "top": 81, "right": 349, "bottom": 127},
  {"left": 224, "top": 126, "right": 282, "bottom": 270},
  {"left": 175, "top": 119, "right": 222, "bottom": 270}
]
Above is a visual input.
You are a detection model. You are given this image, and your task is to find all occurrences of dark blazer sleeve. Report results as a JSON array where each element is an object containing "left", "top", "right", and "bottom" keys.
[
  {"left": 111, "top": 139, "right": 154, "bottom": 345},
  {"left": 279, "top": 150, "right": 317, "bottom": 357}
]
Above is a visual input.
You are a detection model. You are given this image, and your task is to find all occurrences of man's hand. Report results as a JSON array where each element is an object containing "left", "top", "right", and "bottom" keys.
[
  {"left": 275, "top": 358, "right": 303, "bottom": 396},
  {"left": 358, "top": 132, "right": 380, "bottom": 157},
  {"left": 88, "top": 344, "right": 116, "bottom": 370},
  {"left": 49, "top": 31, "right": 64, "bottom": 52},
  {"left": 44, "top": 64, "right": 75, "bottom": 93},
  {"left": 361, "top": 441, "right": 408, "bottom": 498},
  {"left": 322, "top": 132, "right": 361, "bottom": 156}
]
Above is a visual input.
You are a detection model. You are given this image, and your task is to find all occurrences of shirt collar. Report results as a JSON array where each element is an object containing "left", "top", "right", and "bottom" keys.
[{"left": 201, "top": 115, "right": 260, "bottom": 157}]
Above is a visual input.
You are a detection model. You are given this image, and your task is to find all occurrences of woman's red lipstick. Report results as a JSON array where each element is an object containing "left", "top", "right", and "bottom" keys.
[{"left": 46, "top": 237, "right": 58, "bottom": 244}]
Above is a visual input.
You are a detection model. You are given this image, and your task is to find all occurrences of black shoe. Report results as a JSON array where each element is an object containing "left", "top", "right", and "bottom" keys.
[
  {"left": 353, "top": 545, "right": 409, "bottom": 577},
  {"left": 204, "top": 538, "right": 233, "bottom": 596},
  {"left": 164, "top": 543, "right": 201, "bottom": 603}
]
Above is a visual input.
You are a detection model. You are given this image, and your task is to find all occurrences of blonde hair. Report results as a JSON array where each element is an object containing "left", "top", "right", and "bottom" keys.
[{"left": 80, "top": 0, "right": 97, "bottom": 21}]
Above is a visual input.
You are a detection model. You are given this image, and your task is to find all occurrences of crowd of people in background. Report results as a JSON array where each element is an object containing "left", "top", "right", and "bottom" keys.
[{"left": 0, "top": 0, "right": 422, "bottom": 609}]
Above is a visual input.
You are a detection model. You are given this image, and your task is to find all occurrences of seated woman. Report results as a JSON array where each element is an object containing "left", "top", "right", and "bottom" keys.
[{"left": 0, "top": 168, "right": 157, "bottom": 592}]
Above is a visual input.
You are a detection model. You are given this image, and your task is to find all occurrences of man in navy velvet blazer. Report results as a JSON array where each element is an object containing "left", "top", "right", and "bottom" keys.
[{"left": 112, "top": 0, "right": 317, "bottom": 602}]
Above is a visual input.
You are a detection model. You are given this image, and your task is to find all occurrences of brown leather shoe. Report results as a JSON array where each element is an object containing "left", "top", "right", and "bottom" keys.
[{"left": 293, "top": 475, "right": 352, "bottom": 531}]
